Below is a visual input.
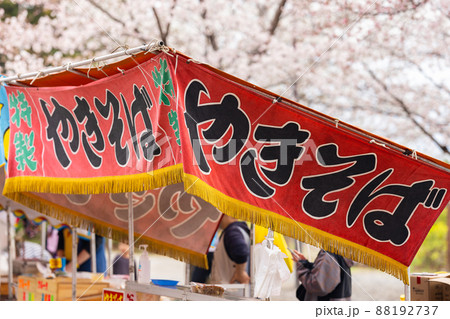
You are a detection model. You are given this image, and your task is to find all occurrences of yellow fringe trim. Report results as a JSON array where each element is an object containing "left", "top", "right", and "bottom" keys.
[
  {"left": 3, "top": 164, "right": 184, "bottom": 195},
  {"left": 3, "top": 162, "right": 411, "bottom": 281},
  {"left": 183, "top": 173, "right": 410, "bottom": 285},
  {"left": 5, "top": 189, "right": 208, "bottom": 269}
]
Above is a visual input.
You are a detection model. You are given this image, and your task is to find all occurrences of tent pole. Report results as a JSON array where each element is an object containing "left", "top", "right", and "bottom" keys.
[
  {"left": 107, "top": 238, "right": 113, "bottom": 277},
  {"left": 72, "top": 227, "right": 77, "bottom": 301},
  {"left": 6, "top": 205, "right": 13, "bottom": 300},
  {"left": 90, "top": 230, "right": 96, "bottom": 273},
  {"left": 249, "top": 223, "right": 255, "bottom": 298},
  {"left": 405, "top": 267, "right": 411, "bottom": 301},
  {"left": 40, "top": 221, "right": 47, "bottom": 261},
  {"left": 185, "top": 262, "right": 190, "bottom": 285},
  {"left": 295, "top": 240, "right": 301, "bottom": 252},
  {"left": 0, "top": 41, "right": 164, "bottom": 84},
  {"left": 128, "top": 192, "right": 135, "bottom": 282}
]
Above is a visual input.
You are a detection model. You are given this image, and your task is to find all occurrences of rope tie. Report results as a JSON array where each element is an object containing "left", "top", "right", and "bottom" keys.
[
  {"left": 144, "top": 40, "right": 173, "bottom": 56},
  {"left": 144, "top": 42, "right": 153, "bottom": 51},
  {"left": 96, "top": 62, "right": 109, "bottom": 77},
  {"left": 144, "top": 40, "right": 159, "bottom": 53},
  {"left": 174, "top": 54, "right": 179, "bottom": 74},
  {"left": 111, "top": 44, "right": 129, "bottom": 54},
  {"left": 117, "top": 67, "right": 125, "bottom": 75},
  {"left": 30, "top": 71, "right": 44, "bottom": 85},
  {"left": 335, "top": 119, "right": 339, "bottom": 128},
  {"left": 369, "top": 139, "right": 386, "bottom": 148},
  {"left": 124, "top": 48, "right": 136, "bottom": 57},
  {"left": 87, "top": 58, "right": 96, "bottom": 79},
  {"left": 411, "top": 150, "right": 418, "bottom": 160},
  {"left": 186, "top": 58, "right": 203, "bottom": 64}
]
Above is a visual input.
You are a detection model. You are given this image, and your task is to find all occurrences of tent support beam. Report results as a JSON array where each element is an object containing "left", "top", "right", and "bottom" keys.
[
  {"left": 6, "top": 205, "right": 13, "bottom": 300},
  {"left": 128, "top": 192, "right": 135, "bottom": 281},
  {"left": 404, "top": 267, "right": 411, "bottom": 301},
  {"left": 0, "top": 41, "right": 165, "bottom": 85},
  {"left": 72, "top": 227, "right": 77, "bottom": 301},
  {"left": 107, "top": 238, "right": 113, "bottom": 277},
  {"left": 90, "top": 230, "right": 96, "bottom": 273},
  {"left": 40, "top": 221, "right": 46, "bottom": 261},
  {"left": 249, "top": 223, "right": 255, "bottom": 298}
]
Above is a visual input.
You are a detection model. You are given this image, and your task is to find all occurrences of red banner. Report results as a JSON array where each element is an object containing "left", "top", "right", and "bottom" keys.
[
  {"left": 35, "top": 183, "right": 221, "bottom": 266},
  {"left": 1, "top": 166, "right": 220, "bottom": 267},
  {"left": 5, "top": 55, "right": 182, "bottom": 189},
  {"left": 3, "top": 51, "right": 450, "bottom": 283}
]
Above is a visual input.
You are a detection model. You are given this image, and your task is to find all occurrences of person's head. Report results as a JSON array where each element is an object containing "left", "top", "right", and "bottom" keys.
[
  {"left": 15, "top": 217, "right": 41, "bottom": 243},
  {"left": 118, "top": 242, "right": 130, "bottom": 257}
]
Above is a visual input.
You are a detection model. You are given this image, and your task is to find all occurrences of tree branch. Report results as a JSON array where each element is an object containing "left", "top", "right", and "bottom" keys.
[
  {"left": 344, "top": 0, "right": 430, "bottom": 17},
  {"left": 248, "top": 0, "right": 288, "bottom": 62},
  {"left": 199, "top": 0, "right": 218, "bottom": 51},
  {"left": 152, "top": 7, "right": 170, "bottom": 45},
  {"left": 405, "top": 58, "right": 450, "bottom": 96},
  {"left": 365, "top": 65, "right": 449, "bottom": 154},
  {"left": 86, "top": 0, "right": 147, "bottom": 43},
  {"left": 269, "top": 0, "right": 287, "bottom": 36},
  {"left": 86, "top": 0, "right": 125, "bottom": 26}
]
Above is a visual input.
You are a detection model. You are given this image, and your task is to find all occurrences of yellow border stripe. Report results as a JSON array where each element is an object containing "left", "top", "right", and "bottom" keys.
[
  {"left": 2, "top": 163, "right": 410, "bottom": 283},
  {"left": 3, "top": 164, "right": 184, "bottom": 195},
  {"left": 183, "top": 173, "right": 409, "bottom": 285}
]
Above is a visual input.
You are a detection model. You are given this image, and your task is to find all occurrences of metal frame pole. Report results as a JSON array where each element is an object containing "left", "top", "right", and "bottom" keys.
[
  {"left": 249, "top": 223, "right": 255, "bottom": 298},
  {"left": 72, "top": 227, "right": 78, "bottom": 301},
  {"left": 40, "top": 221, "right": 47, "bottom": 261},
  {"left": 0, "top": 41, "right": 165, "bottom": 85},
  {"left": 185, "top": 262, "right": 190, "bottom": 285},
  {"left": 90, "top": 230, "right": 96, "bottom": 273},
  {"left": 295, "top": 240, "right": 301, "bottom": 252},
  {"left": 405, "top": 267, "right": 411, "bottom": 301},
  {"left": 107, "top": 238, "right": 113, "bottom": 277},
  {"left": 6, "top": 206, "right": 13, "bottom": 300},
  {"left": 128, "top": 192, "right": 135, "bottom": 281}
]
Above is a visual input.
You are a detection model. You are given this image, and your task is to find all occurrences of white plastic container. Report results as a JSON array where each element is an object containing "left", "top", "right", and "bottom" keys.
[{"left": 137, "top": 244, "right": 151, "bottom": 284}]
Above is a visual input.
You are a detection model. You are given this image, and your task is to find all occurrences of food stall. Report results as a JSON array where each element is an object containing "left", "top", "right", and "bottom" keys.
[
  {"left": 0, "top": 174, "right": 226, "bottom": 300},
  {"left": 17, "top": 275, "right": 109, "bottom": 301},
  {"left": 0, "top": 184, "right": 114, "bottom": 301},
  {"left": 0, "top": 42, "right": 448, "bottom": 302}
]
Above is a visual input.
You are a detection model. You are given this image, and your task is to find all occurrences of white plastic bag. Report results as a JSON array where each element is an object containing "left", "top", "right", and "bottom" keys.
[{"left": 253, "top": 239, "right": 290, "bottom": 299}]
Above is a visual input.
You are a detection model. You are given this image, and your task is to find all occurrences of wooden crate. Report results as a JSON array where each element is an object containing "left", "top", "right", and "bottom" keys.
[
  {"left": 1, "top": 277, "right": 10, "bottom": 297},
  {"left": 34, "top": 276, "right": 109, "bottom": 301},
  {"left": 16, "top": 276, "right": 37, "bottom": 301}
]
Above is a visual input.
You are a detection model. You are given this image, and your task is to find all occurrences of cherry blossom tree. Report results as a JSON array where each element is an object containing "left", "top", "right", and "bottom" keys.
[{"left": 1, "top": 0, "right": 448, "bottom": 161}]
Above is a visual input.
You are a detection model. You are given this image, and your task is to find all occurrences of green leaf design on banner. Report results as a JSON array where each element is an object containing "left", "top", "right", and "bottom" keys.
[
  {"left": 152, "top": 58, "right": 174, "bottom": 106},
  {"left": 168, "top": 109, "right": 181, "bottom": 146}
]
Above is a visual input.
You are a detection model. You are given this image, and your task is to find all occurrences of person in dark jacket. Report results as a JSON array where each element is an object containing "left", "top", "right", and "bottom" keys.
[
  {"left": 292, "top": 248, "right": 354, "bottom": 301},
  {"left": 57, "top": 228, "right": 106, "bottom": 273},
  {"left": 112, "top": 242, "right": 136, "bottom": 279},
  {"left": 210, "top": 215, "right": 250, "bottom": 284}
]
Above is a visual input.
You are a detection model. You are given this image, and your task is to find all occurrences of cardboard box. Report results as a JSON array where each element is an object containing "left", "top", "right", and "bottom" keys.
[
  {"left": 429, "top": 277, "right": 450, "bottom": 301},
  {"left": 410, "top": 273, "right": 450, "bottom": 301},
  {"left": 444, "top": 280, "right": 450, "bottom": 301}
]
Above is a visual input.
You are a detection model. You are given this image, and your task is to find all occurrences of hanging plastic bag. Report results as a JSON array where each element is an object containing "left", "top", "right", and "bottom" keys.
[{"left": 253, "top": 238, "right": 290, "bottom": 299}]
